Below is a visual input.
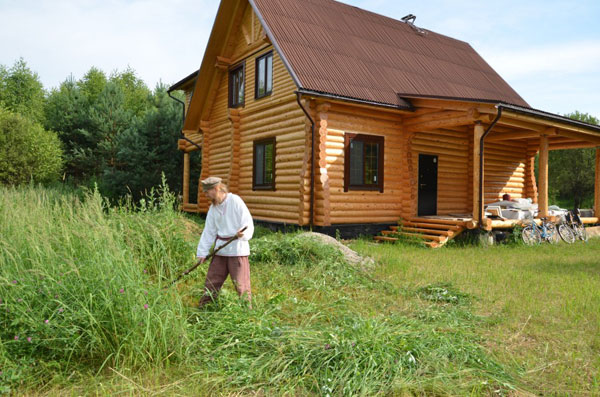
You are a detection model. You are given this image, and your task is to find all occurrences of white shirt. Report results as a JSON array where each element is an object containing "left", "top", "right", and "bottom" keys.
[{"left": 196, "top": 193, "right": 254, "bottom": 257}]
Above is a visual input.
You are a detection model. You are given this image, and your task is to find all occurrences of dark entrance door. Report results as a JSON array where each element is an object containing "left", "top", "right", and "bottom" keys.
[{"left": 418, "top": 154, "right": 438, "bottom": 216}]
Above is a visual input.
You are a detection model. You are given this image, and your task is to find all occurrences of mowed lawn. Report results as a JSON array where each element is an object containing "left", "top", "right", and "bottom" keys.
[{"left": 350, "top": 238, "right": 600, "bottom": 395}]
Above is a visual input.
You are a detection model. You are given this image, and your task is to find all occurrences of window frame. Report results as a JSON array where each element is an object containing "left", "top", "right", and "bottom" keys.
[
  {"left": 228, "top": 62, "right": 245, "bottom": 108},
  {"left": 252, "top": 137, "right": 276, "bottom": 191},
  {"left": 344, "top": 133, "right": 384, "bottom": 192},
  {"left": 254, "top": 51, "right": 273, "bottom": 100}
]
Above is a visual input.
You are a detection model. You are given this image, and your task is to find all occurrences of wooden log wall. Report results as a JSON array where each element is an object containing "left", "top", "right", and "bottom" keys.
[
  {"left": 483, "top": 139, "right": 529, "bottom": 204},
  {"left": 315, "top": 103, "right": 331, "bottom": 225},
  {"left": 402, "top": 131, "right": 416, "bottom": 217},
  {"left": 320, "top": 103, "right": 404, "bottom": 225},
  {"left": 525, "top": 141, "right": 539, "bottom": 203},
  {"left": 412, "top": 128, "right": 470, "bottom": 215},
  {"left": 200, "top": 41, "right": 306, "bottom": 223}
]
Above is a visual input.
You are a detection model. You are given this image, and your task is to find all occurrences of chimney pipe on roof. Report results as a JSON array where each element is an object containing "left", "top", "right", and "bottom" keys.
[
  {"left": 401, "top": 14, "right": 416, "bottom": 25},
  {"left": 401, "top": 14, "right": 427, "bottom": 35}
]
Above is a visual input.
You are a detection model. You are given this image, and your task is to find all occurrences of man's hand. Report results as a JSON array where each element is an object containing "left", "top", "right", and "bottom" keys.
[
  {"left": 236, "top": 228, "right": 245, "bottom": 239},
  {"left": 197, "top": 256, "right": 206, "bottom": 264}
]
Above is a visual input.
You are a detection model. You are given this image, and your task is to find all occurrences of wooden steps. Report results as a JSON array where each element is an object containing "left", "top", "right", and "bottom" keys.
[{"left": 374, "top": 217, "right": 468, "bottom": 248}]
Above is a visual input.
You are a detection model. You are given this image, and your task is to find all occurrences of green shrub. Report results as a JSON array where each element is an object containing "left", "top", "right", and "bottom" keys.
[{"left": 0, "top": 108, "right": 63, "bottom": 185}]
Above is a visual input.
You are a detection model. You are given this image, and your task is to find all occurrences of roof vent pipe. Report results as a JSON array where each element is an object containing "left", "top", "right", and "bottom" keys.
[
  {"left": 401, "top": 14, "right": 416, "bottom": 24},
  {"left": 401, "top": 14, "right": 427, "bottom": 35}
]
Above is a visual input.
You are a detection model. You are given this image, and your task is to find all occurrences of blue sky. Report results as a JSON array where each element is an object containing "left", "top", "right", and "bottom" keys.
[{"left": 1, "top": 0, "right": 598, "bottom": 118}]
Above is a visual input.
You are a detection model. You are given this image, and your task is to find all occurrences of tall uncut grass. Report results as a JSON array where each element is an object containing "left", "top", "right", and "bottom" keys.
[
  {"left": 1, "top": 184, "right": 520, "bottom": 395},
  {"left": 0, "top": 183, "right": 196, "bottom": 391}
]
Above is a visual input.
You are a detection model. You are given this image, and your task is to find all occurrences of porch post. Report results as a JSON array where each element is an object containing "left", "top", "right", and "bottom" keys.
[
  {"left": 183, "top": 152, "right": 190, "bottom": 205},
  {"left": 473, "top": 122, "right": 484, "bottom": 220},
  {"left": 595, "top": 148, "right": 600, "bottom": 217},
  {"left": 538, "top": 135, "right": 549, "bottom": 218}
]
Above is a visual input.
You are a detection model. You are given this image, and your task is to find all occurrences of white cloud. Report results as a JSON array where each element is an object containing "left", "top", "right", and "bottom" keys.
[
  {"left": 0, "top": 0, "right": 218, "bottom": 89},
  {"left": 483, "top": 41, "right": 600, "bottom": 79}
]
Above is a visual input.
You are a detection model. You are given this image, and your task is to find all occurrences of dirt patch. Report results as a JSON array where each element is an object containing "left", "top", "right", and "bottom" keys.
[{"left": 298, "top": 232, "right": 374, "bottom": 269}]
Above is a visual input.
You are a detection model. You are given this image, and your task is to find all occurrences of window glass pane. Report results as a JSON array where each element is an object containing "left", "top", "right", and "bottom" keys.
[
  {"left": 266, "top": 55, "right": 273, "bottom": 93},
  {"left": 349, "top": 140, "right": 363, "bottom": 185},
  {"left": 237, "top": 68, "right": 244, "bottom": 104},
  {"left": 257, "top": 57, "right": 265, "bottom": 97},
  {"left": 264, "top": 142, "right": 274, "bottom": 183},
  {"left": 364, "top": 142, "right": 379, "bottom": 184},
  {"left": 255, "top": 144, "right": 264, "bottom": 185}
]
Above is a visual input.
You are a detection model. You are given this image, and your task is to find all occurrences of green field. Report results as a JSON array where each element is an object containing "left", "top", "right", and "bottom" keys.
[{"left": 1, "top": 185, "right": 598, "bottom": 395}]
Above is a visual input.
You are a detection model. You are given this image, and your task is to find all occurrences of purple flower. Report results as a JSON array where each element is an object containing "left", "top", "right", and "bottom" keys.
[
  {"left": 14, "top": 335, "right": 19, "bottom": 340},
  {"left": 54, "top": 294, "right": 58, "bottom": 298},
  {"left": 144, "top": 291, "right": 148, "bottom": 295},
  {"left": 324, "top": 343, "right": 331, "bottom": 350},
  {"left": 45, "top": 319, "right": 49, "bottom": 324},
  {"left": 143, "top": 269, "right": 147, "bottom": 274},
  {"left": 119, "top": 288, "right": 125, "bottom": 294},
  {"left": 12, "top": 280, "right": 17, "bottom": 284},
  {"left": 27, "top": 337, "right": 32, "bottom": 343},
  {"left": 144, "top": 304, "right": 149, "bottom": 309},
  {"left": 58, "top": 308, "right": 64, "bottom": 313}
]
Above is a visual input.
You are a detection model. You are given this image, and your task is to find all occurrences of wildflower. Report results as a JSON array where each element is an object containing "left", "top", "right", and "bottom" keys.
[
  {"left": 144, "top": 291, "right": 148, "bottom": 295},
  {"left": 12, "top": 280, "right": 17, "bottom": 284},
  {"left": 54, "top": 294, "right": 58, "bottom": 298},
  {"left": 143, "top": 269, "right": 147, "bottom": 274},
  {"left": 14, "top": 336, "right": 19, "bottom": 340},
  {"left": 58, "top": 308, "right": 64, "bottom": 313},
  {"left": 17, "top": 298, "right": 23, "bottom": 302},
  {"left": 144, "top": 304, "right": 149, "bottom": 309},
  {"left": 119, "top": 288, "right": 125, "bottom": 294},
  {"left": 45, "top": 319, "right": 49, "bottom": 324},
  {"left": 27, "top": 337, "right": 32, "bottom": 343},
  {"left": 324, "top": 343, "right": 331, "bottom": 350}
]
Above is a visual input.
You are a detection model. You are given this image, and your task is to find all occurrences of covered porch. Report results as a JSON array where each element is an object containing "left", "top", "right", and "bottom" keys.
[{"left": 474, "top": 104, "right": 600, "bottom": 231}]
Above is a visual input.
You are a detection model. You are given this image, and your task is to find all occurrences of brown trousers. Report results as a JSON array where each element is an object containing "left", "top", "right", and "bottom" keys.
[{"left": 199, "top": 255, "right": 251, "bottom": 306}]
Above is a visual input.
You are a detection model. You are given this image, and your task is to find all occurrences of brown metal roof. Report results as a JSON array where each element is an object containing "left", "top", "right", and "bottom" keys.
[{"left": 250, "top": 0, "right": 529, "bottom": 108}]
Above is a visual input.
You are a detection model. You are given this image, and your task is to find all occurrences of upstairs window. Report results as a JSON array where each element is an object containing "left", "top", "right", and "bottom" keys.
[
  {"left": 344, "top": 133, "right": 384, "bottom": 192},
  {"left": 253, "top": 138, "right": 275, "bottom": 190},
  {"left": 255, "top": 52, "right": 273, "bottom": 99},
  {"left": 228, "top": 63, "right": 245, "bottom": 108}
]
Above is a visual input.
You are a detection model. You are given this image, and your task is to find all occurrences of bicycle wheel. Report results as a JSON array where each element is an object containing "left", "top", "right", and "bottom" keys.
[
  {"left": 557, "top": 224, "right": 575, "bottom": 244},
  {"left": 544, "top": 222, "right": 559, "bottom": 244},
  {"left": 522, "top": 225, "right": 541, "bottom": 245},
  {"left": 575, "top": 224, "right": 588, "bottom": 242}
]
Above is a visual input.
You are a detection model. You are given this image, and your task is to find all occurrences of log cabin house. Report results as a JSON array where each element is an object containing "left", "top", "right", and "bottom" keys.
[{"left": 169, "top": 0, "right": 600, "bottom": 247}]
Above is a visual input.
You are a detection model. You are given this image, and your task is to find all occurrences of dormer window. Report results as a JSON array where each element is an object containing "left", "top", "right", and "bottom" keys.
[
  {"left": 228, "top": 63, "right": 245, "bottom": 108},
  {"left": 255, "top": 52, "right": 273, "bottom": 99}
]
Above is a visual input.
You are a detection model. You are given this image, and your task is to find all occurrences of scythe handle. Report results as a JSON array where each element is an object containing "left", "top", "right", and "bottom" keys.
[{"left": 164, "top": 226, "right": 248, "bottom": 290}]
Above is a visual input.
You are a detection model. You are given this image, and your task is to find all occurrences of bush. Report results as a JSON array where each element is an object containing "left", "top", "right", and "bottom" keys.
[{"left": 0, "top": 108, "right": 63, "bottom": 185}]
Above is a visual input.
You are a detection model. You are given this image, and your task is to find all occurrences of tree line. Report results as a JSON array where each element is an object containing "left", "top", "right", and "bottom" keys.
[
  {"left": 0, "top": 58, "right": 201, "bottom": 202},
  {"left": 0, "top": 58, "right": 598, "bottom": 208}
]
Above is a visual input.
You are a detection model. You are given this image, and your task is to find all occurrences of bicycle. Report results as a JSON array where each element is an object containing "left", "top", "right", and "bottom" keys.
[
  {"left": 565, "top": 209, "right": 588, "bottom": 242},
  {"left": 521, "top": 216, "right": 558, "bottom": 245},
  {"left": 556, "top": 215, "right": 576, "bottom": 244}
]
